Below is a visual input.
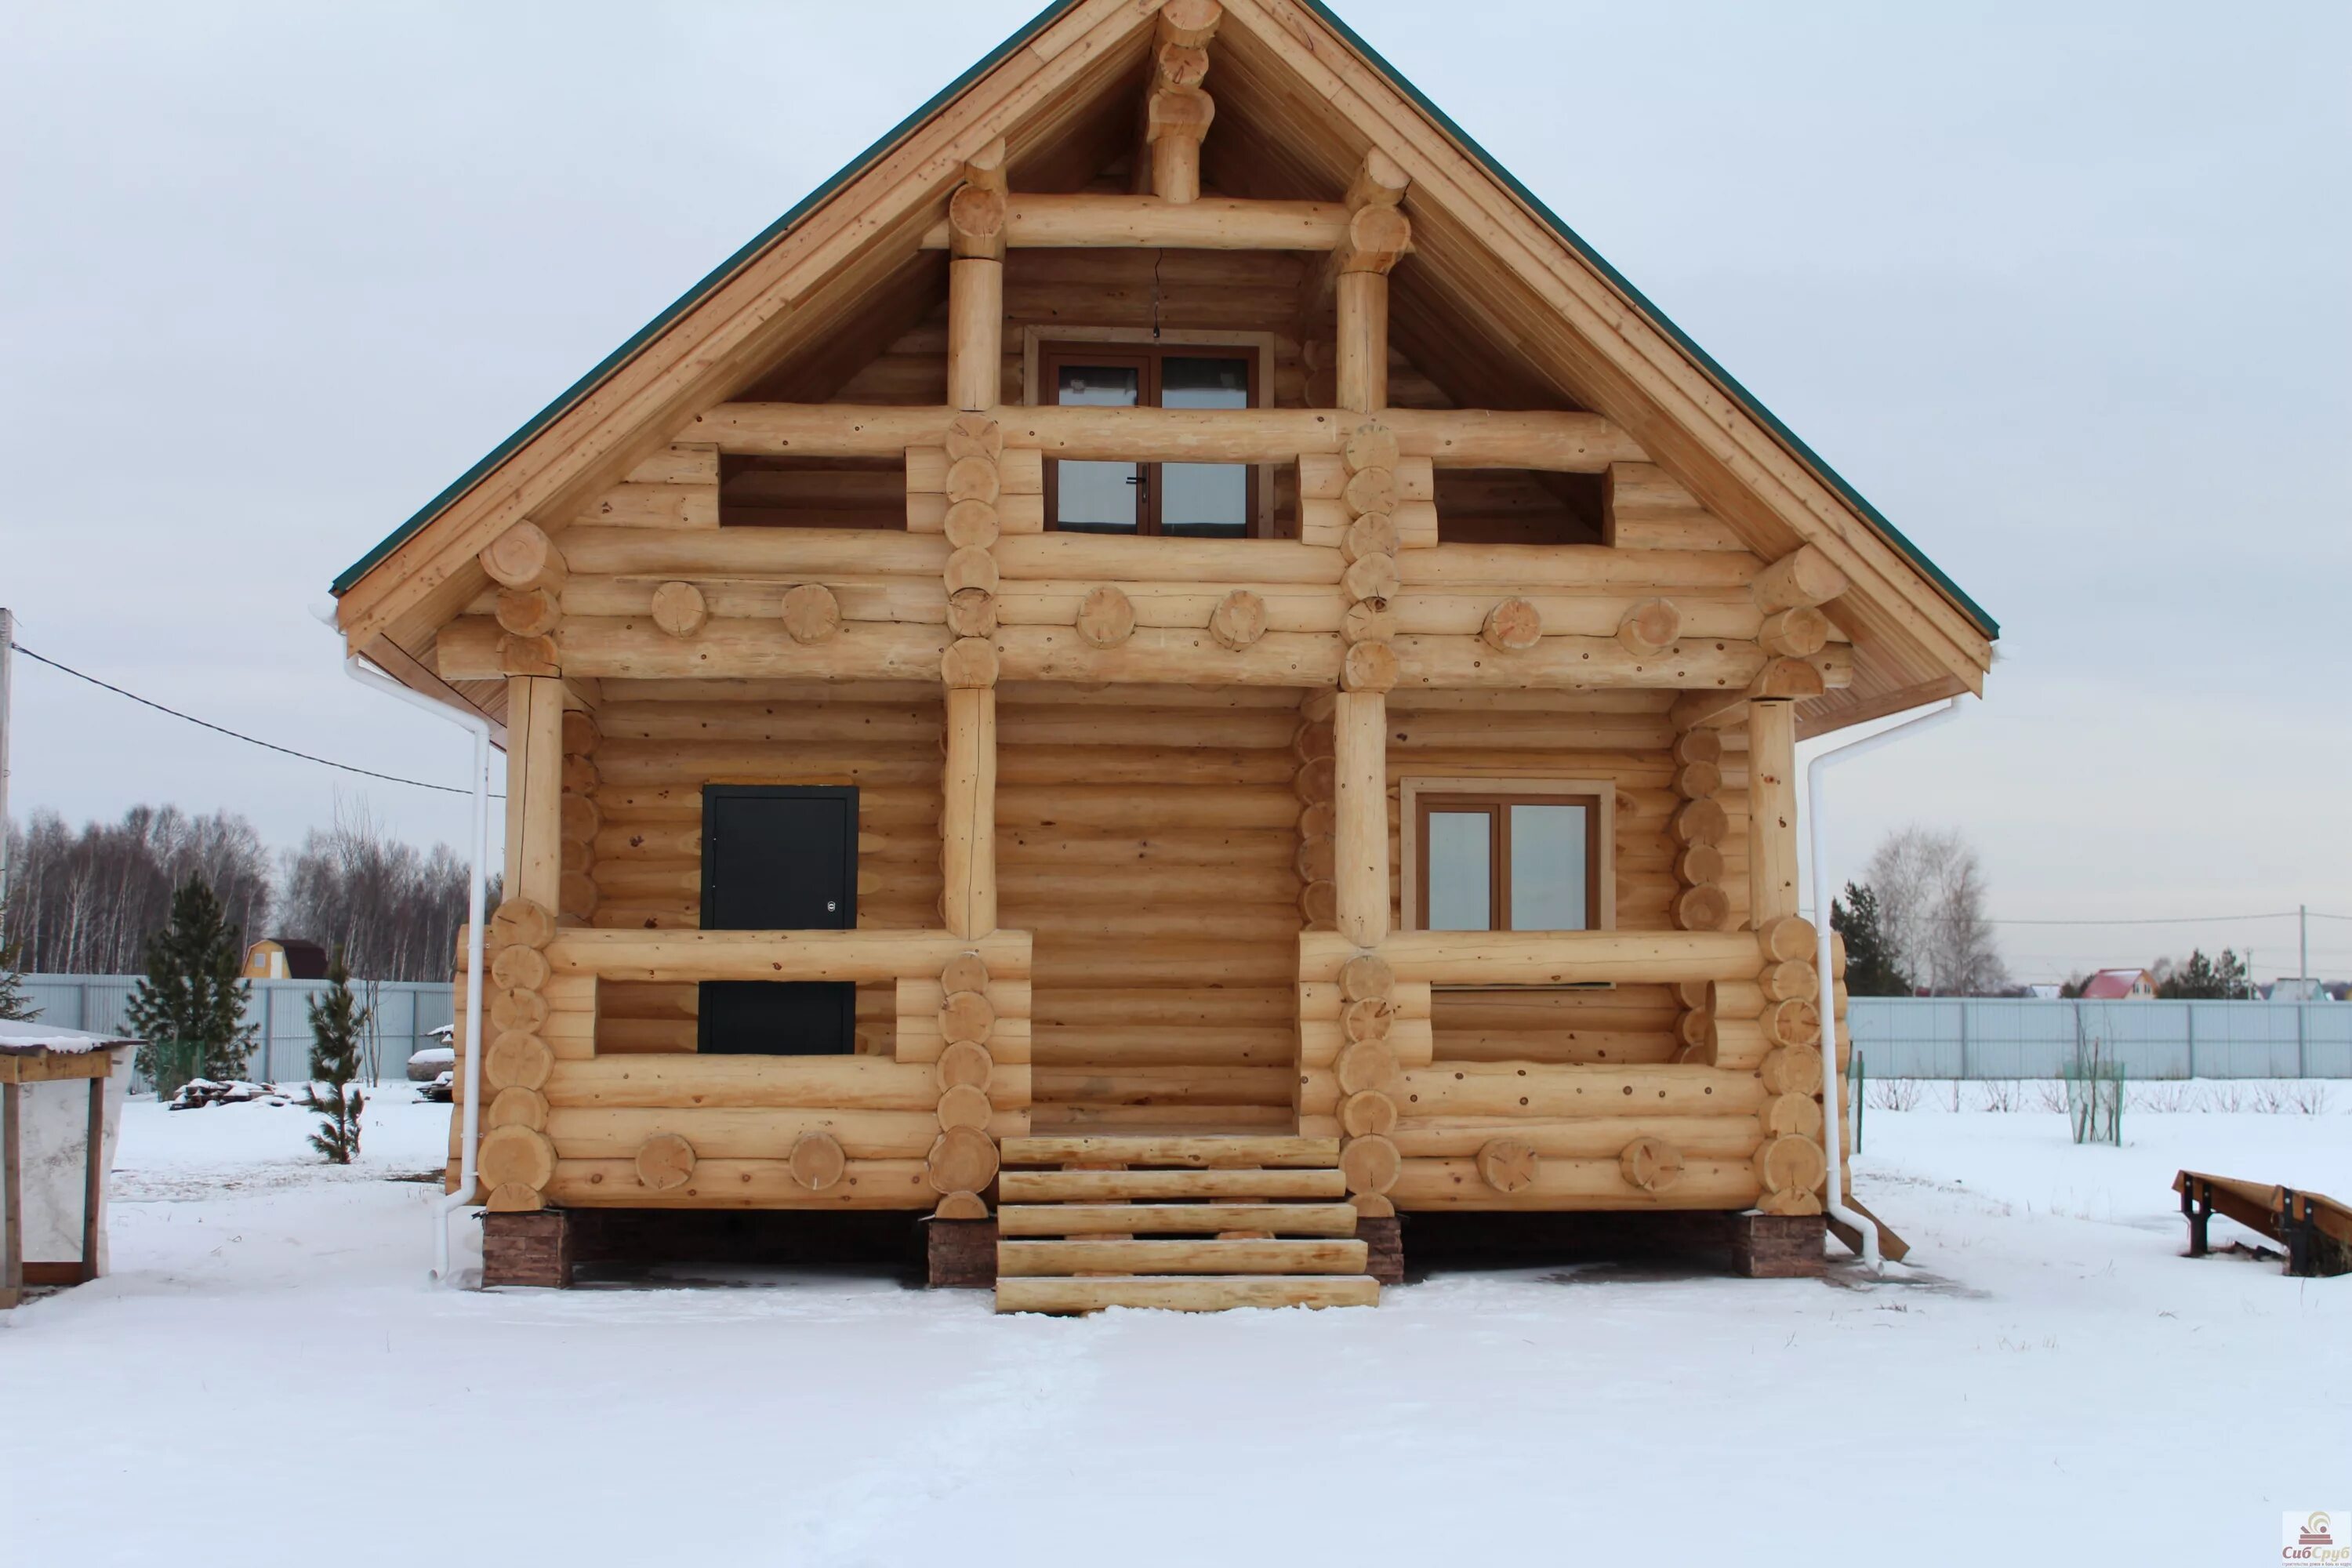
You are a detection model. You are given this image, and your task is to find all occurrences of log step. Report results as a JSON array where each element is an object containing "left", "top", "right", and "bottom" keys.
[
  {"left": 997, "top": 1202, "right": 1363, "bottom": 1236},
  {"left": 998, "top": 1167, "right": 1348, "bottom": 1202},
  {"left": 996, "top": 1274, "right": 1381, "bottom": 1314},
  {"left": 1000, "top": 1134, "right": 1342, "bottom": 1168},
  {"left": 998, "top": 1238, "right": 1370, "bottom": 1276}
]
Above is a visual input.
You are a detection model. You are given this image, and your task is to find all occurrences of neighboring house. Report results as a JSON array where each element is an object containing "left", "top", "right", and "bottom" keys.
[
  {"left": 2268, "top": 978, "right": 2326, "bottom": 1003},
  {"left": 325, "top": 0, "right": 1997, "bottom": 1308},
  {"left": 240, "top": 938, "right": 328, "bottom": 981},
  {"left": 2080, "top": 968, "right": 2157, "bottom": 1000},
  {"left": 2024, "top": 984, "right": 2062, "bottom": 1000}
]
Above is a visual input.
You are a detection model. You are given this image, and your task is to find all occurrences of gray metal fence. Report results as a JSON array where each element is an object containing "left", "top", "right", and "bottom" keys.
[
  {"left": 1849, "top": 997, "right": 2352, "bottom": 1080},
  {"left": 20, "top": 974, "right": 455, "bottom": 1087}
]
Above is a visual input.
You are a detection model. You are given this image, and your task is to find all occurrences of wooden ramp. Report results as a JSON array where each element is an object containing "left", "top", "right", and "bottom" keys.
[
  {"left": 2176, "top": 1170, "right": 2352, "bottom": 1276},
  {"left": 993, "top": 1135, "right": 1380, "bottom": 1313}
]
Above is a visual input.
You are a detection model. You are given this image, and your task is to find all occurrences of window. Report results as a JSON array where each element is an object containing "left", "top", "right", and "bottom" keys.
[
  {"left": 1040, "top": 342, "right": 1258, "bottom": 536},
  {"left": 1411, "top": 789, "right": 1606, "bottom": 932}
]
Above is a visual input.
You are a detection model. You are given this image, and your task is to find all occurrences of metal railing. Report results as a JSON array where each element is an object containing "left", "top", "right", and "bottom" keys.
[
  {"left": 19, "top": 973, "right": 455, "bottom": 1087},
  {"left": 1848, "top": 996, "right": 2351, "bottom": 1080}
]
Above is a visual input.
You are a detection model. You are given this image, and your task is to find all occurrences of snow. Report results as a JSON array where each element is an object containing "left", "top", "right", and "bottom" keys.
[
  {"left": 2, "top": 1088, "right": 2346, "bottom": 1566},
  {"left": 0, "top": 1019, "right": 136, "bottom": 1054}
]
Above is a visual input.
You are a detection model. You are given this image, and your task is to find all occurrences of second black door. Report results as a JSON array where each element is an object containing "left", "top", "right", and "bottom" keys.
[{"left": 699, "top": 786, "right": 857, "bottom": 1055}]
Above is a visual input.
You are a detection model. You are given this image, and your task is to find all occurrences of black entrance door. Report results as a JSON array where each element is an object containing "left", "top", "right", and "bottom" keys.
[{"left": 699, "top": 786, "right": 857, "bottom": 1055}]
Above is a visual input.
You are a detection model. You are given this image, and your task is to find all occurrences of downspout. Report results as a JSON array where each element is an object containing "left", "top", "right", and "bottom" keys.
[
  {"left": 1806, "top": 696, "right": 1965, "bottom": 1273},
  {"left": 332, "top": 640, "right": 492, "bottom": 1283}
]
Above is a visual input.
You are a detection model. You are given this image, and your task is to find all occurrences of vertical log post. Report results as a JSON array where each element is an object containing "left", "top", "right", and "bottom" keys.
[
  {"left": 947, "top": 141, "right": 1007, "bottom": 414},
  {"left": 1, "top": 1077, "right": 20, "bottom": 1309},
  {"left": 942, "top": 141, "right": 1008, "bottom": 938},
  {"left": 504, "top": 677, "right": 566, "bottom": 912},
  {"left": 1323, "top": 151, "right": 1410, "bottom": 416},
  {"left": 1146, "top": 1, "right": 1221, "bottom": 205},
  {"left": 1745, "top": 695, "right": 1823, "bottom": 1218},
  {"left": 1746, "top": 700, "right": 1799, "bottom": 928},
  {"left": 1333, "top": 691, "right": 1388, "bottom": 950},
  {"left": 82, "top": 1073, "right": 103, "bottom": 1283},
  {"left": 942, "top": 687, "right": 997, "bottom": 939}
]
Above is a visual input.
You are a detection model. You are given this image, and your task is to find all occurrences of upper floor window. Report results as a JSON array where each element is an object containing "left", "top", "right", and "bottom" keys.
[
  {"left": 1040, "top": 342, "right": 1256, "bottom": 537},
  {"left": 1410, "top": 787, "right": 1606, "bottom": 932}
]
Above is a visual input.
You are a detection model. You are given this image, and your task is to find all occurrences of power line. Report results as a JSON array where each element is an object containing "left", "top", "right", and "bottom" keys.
[
  {"left": 1805, "top": 906, "right": 2348, "bottom": 929},
  {"left": 11, "top": 641, "right": 498, "bottom": 800}
]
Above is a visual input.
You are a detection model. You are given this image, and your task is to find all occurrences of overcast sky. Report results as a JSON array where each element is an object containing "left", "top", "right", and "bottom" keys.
[{"left": 4, "top": 2, "right": 2347, "bottom": 982}]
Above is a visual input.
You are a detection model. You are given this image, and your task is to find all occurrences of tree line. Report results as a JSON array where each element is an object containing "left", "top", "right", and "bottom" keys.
[
  {"left": 1830, "top": 826, "right": 2260, "bottom": 999},
  {"left": 4, "top": 803, "right": 484, "bottom": 982},
  {"left": 1832, "top": 825, "right": 2009, "bottom": 996}
]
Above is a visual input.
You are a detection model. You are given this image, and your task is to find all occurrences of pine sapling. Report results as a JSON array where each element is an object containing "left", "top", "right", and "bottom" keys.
[
  {"left": 126, "top": 877, "right": 259, "bottom": 1094},
  {"left": 305, "top": 949, "right": 368, "bottom": 1164},
  {"left": 0, "top": 924, "right": 38, "bottom": 1022}
]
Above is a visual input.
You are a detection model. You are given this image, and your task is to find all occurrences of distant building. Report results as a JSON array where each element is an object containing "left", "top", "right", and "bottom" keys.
[
  {"left": 241, "top": 938, "right": 328, "bottom": 980},
  {"left": 2267, "top": 978, "right": 2327, "bottom": 1003},
  {"left": 2024, "top": 983, "right": 2062, "bottom": 1000},
  {"left": 2079, "top": 967, "right": 2156, "bottom": 1000}
]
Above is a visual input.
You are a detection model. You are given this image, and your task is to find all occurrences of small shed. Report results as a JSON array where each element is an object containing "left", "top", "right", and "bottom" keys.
[
  {"left": 0, "top": 1022, "right": 137, "bottom": 1308},
  {"left": 241, "top": 938, "right": 330, "bottom": 980}
]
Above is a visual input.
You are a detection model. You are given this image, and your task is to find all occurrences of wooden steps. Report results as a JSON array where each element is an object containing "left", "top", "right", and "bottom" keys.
[
  {"left": 998, "top": 1202, "right": 1361, "bottom": 1236},
  {"left": 999, "top": 1167, "right": 1348, "bottom": 1202},
  {"left": 998, "top": 1239, "right": 1369, "bottom": 1274},
  {"left": 993, "top": 1134, "right": 1378, "bottom": 1313},
  {"left": 997, "top": 1275, "right": 1380, "bottom": 1313}
]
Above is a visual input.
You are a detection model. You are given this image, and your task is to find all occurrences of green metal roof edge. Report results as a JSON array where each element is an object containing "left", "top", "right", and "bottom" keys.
[
  {"left": 330, "top": 0, "right": 1079, "bottom": 596},
  {"left": 1285, "top": 0, "right": 1995, "bottom": 640},
  {"left": 339, "top": 0, "right": 1996, "bottom": 644}
]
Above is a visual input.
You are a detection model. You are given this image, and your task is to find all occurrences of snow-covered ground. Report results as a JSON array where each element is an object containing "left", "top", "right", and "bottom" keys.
[{"left": 2, "top": 1087, "right": 2345, "bottom": 1567}]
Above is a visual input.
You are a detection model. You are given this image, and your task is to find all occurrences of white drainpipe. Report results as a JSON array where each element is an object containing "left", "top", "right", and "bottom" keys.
[
  {"left": 333, "top": 641, "right": 492, "bottom": 1283},
  {"left": 1806, "top": 695, "right": 1965, "bottom": 1273}
]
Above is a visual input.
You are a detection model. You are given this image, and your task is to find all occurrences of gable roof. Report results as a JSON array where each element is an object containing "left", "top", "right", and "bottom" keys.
[
  {"left": 332, "top": 0, "right": 1995, "bottom": 724},
  {"left": 2081, "top": 968, "right": 2154, "bottom": 1000}
]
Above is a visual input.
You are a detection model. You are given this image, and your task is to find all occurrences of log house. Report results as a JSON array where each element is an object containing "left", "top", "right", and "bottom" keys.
[{"left": 331, "top": 0, "right": 1996, "bottom": 1311}]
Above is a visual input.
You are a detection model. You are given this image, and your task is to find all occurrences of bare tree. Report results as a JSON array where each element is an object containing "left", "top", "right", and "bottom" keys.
[
  {"left": 5, "top": 806, "right": 272, "bottom": 974},
  {"left": 1864, "top": 826, "right": 2008, "bottom": 996},
  {"left": 280, "top": 803, "right": 480, "bottom": 982}
]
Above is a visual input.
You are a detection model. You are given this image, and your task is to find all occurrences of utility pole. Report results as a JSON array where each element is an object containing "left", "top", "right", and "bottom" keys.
[{"left": 2298, "top": 903, "right": 2310, "bottom": 1077}]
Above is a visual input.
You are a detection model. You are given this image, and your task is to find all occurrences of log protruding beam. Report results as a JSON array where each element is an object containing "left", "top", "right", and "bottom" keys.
[
  {"left": 947, "top": 140, "right": 1008, "bottom": 262},
  {"left": 681, "top": 403, "right": 1644, "bottom": 470},
  {"left": 1156, "top": 0, "right": 1223, "bottom": 49},
  {"left": 919, "top": 194, "right": 1351, "bottom": 251},
  {"left": 1752, "top": 544, "right": 1847, "bottom": 613},
  {"left": 1304, "top": 148, "right": 1411, "bottom": 321},
  {"left": 1669, "top": 656, "right": 1831, "bottom": 731},
  {"left": 480, "top": 521, "right": 568, "bottom": 595}
]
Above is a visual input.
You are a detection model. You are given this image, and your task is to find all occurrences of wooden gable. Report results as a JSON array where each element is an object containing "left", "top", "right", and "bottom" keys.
[{"left": 332, "top": 0, "right": 1993, "bottom": 736}]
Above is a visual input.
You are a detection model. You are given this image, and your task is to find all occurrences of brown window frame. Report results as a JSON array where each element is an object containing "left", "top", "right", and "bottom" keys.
[
  {"left": 1038, "top": 340, "right": 1262, "bottom": 537},
  {"left": 1414, "top": 790, "right": 1605, "bottom": 933}
]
